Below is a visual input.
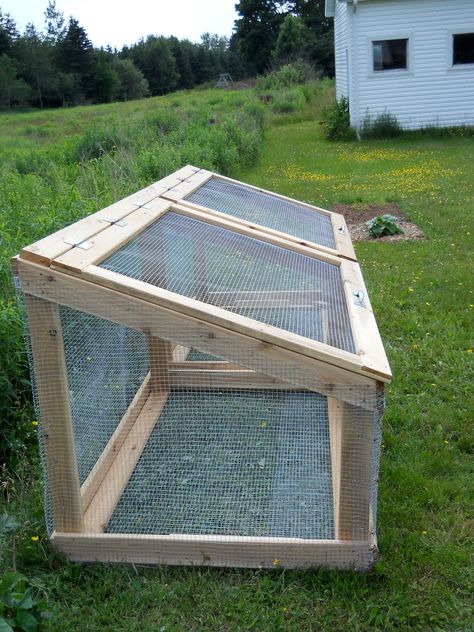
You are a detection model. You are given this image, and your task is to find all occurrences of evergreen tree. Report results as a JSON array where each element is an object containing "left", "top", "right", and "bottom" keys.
[
  {"left": 58, "top": 17, "right": 93, "bottom": 101},
  {"left": 0, "top": 9, "right": 18, "bottom": 55},
  {"left": 273, "top": 14, "right": 306, "bottom": 62}
]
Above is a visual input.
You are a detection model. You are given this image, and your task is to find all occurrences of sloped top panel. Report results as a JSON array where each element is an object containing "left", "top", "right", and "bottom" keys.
[
  {"left": 185, "top": 176, "right": 337, "bottom": 251},
  {"left": 100, "top": 211, "right": 355, "bottom": 354}
]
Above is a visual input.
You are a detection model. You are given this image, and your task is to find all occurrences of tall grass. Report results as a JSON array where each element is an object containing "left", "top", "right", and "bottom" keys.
[{"left": 0, "top": 81, "right": 323, "bottom": 473}]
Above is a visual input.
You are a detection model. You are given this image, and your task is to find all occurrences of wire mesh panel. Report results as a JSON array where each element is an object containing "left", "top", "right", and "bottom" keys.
[
  {"left": 185, "top": 176, "right": 336, "bottom": 250},
  {"left": 100, "top": 212, "right": 355, "bottom": 353},
  {"left": 107, "top": 390, "right": 334, "bottom": 539},
  {"left": 60, "top": 307, "right": 149, "bottom": 484},
  {"left": 19, "top": 265, "right": 385, "bottom": 569}
]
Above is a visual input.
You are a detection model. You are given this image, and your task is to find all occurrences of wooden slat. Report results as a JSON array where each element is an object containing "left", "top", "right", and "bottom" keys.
[
  {"left": 24, "top": 296, "right": 84, "bottom": 532},
  {"left": 18, "top": 259, "right": 378, "bottom": 409},
  {"left": 81, "top": 373, "right": 151, "bottom": 511},
  {"left": 203, "top": 289, "right": 324, "bottom": 309},
  {"left": 169, "top": 368, "right": 292, "bottom": 389},
  {"left": 84, "top": 391, "right": 169, "bottom": 532},
  {"left": 20, "top": 183, "right": 167, "bottom": 267},
  {"left": 172, "top": 345, "right": 190, "bottom": 362},
  {"left": 52, "top": 199, "right": 171, "bottom": 273},
  {"left": 179, "top": 197, "right": 345, "bottom": 260},
  {"left": 173, "top": 204, "right": 341, "bottom": 266},
  {"left": 84, "top": 264, "right": 381, "bottom": 381},
  {"left": 154, "top": 165, "right": 204, "bottom": 192},
  {"left": 170, "top": 361, "right": 244, "bottom": 371},
  {"left": 148, "top": 336, "right": 173, "bottom": 393},
  {"left": 340, "top": 259, "right": 392, "bottom": 380},
  {"left": 328, "top": 397, "right": 342, "bottom": 539},
  {"left": 335, "top": 403, "right": 374, "bottom": 541},
  {"left": 51, "top": 532, "right": 372, "bottom": 570},
  {"left": 160, "top": 169, "right": 213, "bottom": 201}
]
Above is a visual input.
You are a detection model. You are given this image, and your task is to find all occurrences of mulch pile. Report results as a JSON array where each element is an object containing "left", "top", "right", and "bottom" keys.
[{"left": 331, "top": 203, "right": 425, "bottom": 242}]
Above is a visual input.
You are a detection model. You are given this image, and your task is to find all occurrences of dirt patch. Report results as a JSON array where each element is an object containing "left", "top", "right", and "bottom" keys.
[{"left": 331, "top": 203, "right": 425, "bottom": 242}]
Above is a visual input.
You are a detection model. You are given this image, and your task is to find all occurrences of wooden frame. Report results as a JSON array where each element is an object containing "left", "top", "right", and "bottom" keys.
[
  {"left": 13, "top": 166, "right": 391, "bottom": 570},
  {"left": 159, "top": 166, "right": 357, "bottom": 261}
]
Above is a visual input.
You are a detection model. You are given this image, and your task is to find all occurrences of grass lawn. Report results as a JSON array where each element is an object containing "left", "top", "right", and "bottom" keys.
[{"left": 1, "top": 86, "right": 473, "bottom": 630}]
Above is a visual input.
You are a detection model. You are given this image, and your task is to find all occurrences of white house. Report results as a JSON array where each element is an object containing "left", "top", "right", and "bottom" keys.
[{"left": 325, "top": 0, "right": 474, "bottom": 130}]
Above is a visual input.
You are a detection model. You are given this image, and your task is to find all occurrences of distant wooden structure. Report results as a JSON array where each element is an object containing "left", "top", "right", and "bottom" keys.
[{"left": 215, "top": 73, "right": 233, "bottom": 88}]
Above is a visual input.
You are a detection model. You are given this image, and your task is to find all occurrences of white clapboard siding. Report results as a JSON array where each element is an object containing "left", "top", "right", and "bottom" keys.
[{"left": 331, "top": 0, "right": 474, "bottom": 130}]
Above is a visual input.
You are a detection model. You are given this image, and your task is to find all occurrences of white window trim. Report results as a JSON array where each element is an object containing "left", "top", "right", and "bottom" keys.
[
  {"left": 367, "top": 34, "right": 413, "bottom": 78},
  {"left": 447, "top": 29, "right": 474, "bottom": 71}
]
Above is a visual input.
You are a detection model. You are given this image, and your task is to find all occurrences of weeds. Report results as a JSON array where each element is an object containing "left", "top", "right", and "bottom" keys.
[{"left": 323, "top": 97, "right": 356, "bottom": 141}]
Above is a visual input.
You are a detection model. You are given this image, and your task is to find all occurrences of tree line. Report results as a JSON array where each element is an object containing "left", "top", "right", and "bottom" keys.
[{"left": 0, "top": 0, "right": 333, "bottom": 109}]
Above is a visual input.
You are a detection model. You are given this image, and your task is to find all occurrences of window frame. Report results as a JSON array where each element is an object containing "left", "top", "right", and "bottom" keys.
[
  {"left": 449, "top": 30, "right": 474, "bottom": 70},
  {"left": 368, "top": 35, "right": 413, "bottom": 77}
]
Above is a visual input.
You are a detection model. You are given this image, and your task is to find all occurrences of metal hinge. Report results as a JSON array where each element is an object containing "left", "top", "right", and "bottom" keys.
[
  {"left": 132, "top": 200, "right": 152, "bottom": 209},
  {"left": 63, "top": 237, "right": 93, "bottom": 250},
  {"left": 100, "top": 217, "right": 128, "bottom": 227},
  {"left": 337, "top": 225, "right": 346, "bottom": 234},
  {"left": 353, "top": 290, "right": 366, "bottom": 307},
  {"left": 13, "top": 275, "right": 21, "bottom": 289}
]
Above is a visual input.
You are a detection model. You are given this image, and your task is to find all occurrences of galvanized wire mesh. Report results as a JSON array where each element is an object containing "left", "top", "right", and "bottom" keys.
[
  {"left": 21, "top": 279, "right": 384, "bottom": 568},
  {"left": 101, "top": 212, "right": 355, "bottom": 353},
  {"left": 60, "top": 307, "right": 149, "bottom": 484},
  {"left": 185, "top": 177, "right": 336, "bottom": 250},
  {"left": 107, "top": 390, "right": 334, "bottom": 539}
]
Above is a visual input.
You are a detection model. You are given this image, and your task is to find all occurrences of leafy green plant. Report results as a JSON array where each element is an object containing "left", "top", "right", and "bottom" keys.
[
  {"left": 255, "top": 60, "right": 312, "bottom": 92},
  {"left": 360, "top": 111, "right": 402, "bottom": 139},
  {"left": 323, "top": 97, "right": 356, "bottom": 141},
  {"left": 367, "top": 214, "right": 404, "bottom": 238},
  {"left": 0, "top": 572, "right": 49, "bottom": 632}
]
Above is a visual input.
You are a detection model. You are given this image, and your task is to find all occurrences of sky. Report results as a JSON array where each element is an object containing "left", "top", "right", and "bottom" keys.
[{"left": 0, "top": 0, "right": 239, "bottom": 48}]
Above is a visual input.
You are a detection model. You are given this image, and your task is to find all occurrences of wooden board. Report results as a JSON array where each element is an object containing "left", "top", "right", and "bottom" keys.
[
  {"left": 334, "top": 403, "right": 374, "bottom": 541},
  {"left": 52, "top": 198, "right": 171, "bottom": 273},
  {"left": 18, "top": 259, "right": 378, "bottom": 409},
  {"left": 162, "top": 167, "right": 357, "bottom": 261},
  {"left": 80, "top": 373, "right": 151, "bottom": 511},
  {"left": 51, "top": 532, "right": 372, "bottom": 570},
  {"left": 169, "top": 367, "right": 293, "bottom": 389},
  {"left": 24, "top": 296, "right": 84, "bottom": 532},
  {"left": 20, "top": 183, "right": 167, "bottom": 267},
  {"left": 84, "top": 264, "right": 391, "bottom": 383},
  {"left": 340, "top": 259, "right": 391, "bottom": 379},
  {"left": 84, "top": 391, "right": 169, "bottom": 532},
  {"left": 172, "top": 204, "right": 341, "bottom": 266}
]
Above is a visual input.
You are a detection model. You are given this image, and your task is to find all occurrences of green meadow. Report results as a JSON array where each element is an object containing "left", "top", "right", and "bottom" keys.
[{"left": 0, "top": 80, "right": 472, "bottom": 631}]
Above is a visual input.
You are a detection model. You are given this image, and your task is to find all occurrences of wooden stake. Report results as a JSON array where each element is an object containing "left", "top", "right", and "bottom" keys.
[{"left": 24, "top": 295, "right": 84, "bottom": 532}]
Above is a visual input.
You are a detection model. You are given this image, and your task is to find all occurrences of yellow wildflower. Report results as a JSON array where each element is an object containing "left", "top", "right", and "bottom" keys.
[
  {"left": 272, "top": 558, "right": 279, "bottom": 567},
  {"left": 31, "top": 420, "right": 38, "bottom": 427},
  {"left": 31, "top": 535, "right": 39, "bottom": 542}
]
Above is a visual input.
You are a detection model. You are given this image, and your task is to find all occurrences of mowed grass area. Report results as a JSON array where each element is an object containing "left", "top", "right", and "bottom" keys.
[{"left": 1, "top": 84, "right": 473, "bottom": 630}]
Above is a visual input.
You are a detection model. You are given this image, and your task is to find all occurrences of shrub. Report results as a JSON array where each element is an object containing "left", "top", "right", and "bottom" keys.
[
  {"left": 360, "top": 111, "right": 402, "bottom": 139},
  {"left": 255, "top": 60, "right": 312, "bottom": 92},
  {"left": 367, "top": 214, "right": 404, "bottom": 238},
  {"left": 323, "top": 97, "right": 356, "bottom": 141}
]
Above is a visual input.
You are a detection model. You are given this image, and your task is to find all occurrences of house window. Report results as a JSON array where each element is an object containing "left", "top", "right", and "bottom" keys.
[
  {"left": 453, "top": 33, "right": 474, "bottom": 65},
  {"left": 373, "top": 39, "right": 408, "bottom": 71}
]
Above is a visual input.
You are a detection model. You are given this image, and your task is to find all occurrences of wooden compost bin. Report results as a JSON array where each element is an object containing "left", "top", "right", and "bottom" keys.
[{"left": 13, "top": 166, "right": 391, "bottom": 570}]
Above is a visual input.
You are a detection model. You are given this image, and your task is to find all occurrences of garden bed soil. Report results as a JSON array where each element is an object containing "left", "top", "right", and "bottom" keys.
[{"left": 332, "top": 203, "right": 425, "bottom": 242}]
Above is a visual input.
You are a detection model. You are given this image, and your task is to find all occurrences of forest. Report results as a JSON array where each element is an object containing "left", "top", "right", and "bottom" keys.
[{"left": 0, "top": 0, "right": 333, "bottom": 108}]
